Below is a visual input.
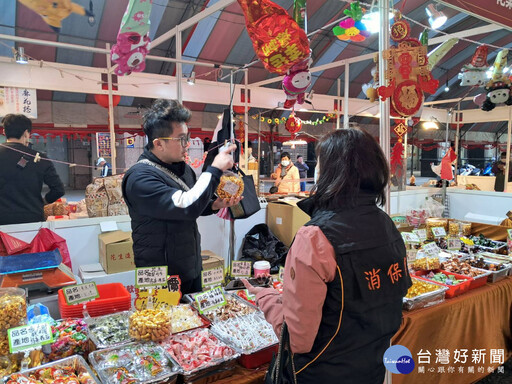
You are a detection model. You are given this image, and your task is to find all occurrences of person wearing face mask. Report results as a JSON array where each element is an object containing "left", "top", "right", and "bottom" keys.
[
  {"left": 0, "top": 114, "right": 65, "bottom": 225},
  {"left": 271, "top": 152, "right": 300, "bottom": 193}
]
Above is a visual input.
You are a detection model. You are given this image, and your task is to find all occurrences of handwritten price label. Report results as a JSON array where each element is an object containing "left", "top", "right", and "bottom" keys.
[
  {"left": 447, "top": 238, "right": 462, "bottom": 251},
  {"left": 508, "top": 229, "right": 512, "bottom": 239},
  {"left": 8, "top": 323, "right": 53, "bottom": 353},
  {"left": 63, "top": 282, "right": 99, "bottom": 305},
  {"left": 278, "top": 266, "right": 284, "bottom": 283},
  {"left": 413, "top": 229, "right": 427, "bottom": 242},
  {"left": 195, "top": 286, "right": 226, "bottom": 314},
  {"left": 201, "top": 266, "right": 224, "bottom": 288},
  {"left": 231, "top": 261, "right": 251, "bottom": 277},
  {"left": 136, "top": 266, "right": 168, "bottom": 288},
  {"left": 402, "top": 232, "right": 420, "bottom": 244},
  {"left": 422, "top": 242, "right": 440, "bottom": 257},
  {"left": 431, "top": 227, "right": 447, "bottom": 238}
]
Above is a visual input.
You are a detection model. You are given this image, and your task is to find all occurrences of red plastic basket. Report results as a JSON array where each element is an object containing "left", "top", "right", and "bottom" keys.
[
  {"left": 414, "top": 270, "right": 472, "bottom": 299},
  {"left": 239, "top": 344, "right": 278, "bottom": 369},
  {"left": 58, "top": 283, "right": 131, "bottom": 318}
]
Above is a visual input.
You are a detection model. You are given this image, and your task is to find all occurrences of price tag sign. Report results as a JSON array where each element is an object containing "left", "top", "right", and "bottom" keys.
[
  {"left": 135, "top": 266, "right": 168, "bottom": 288},
  {"left": 402, "top": 232, "right": 420, "bottom": 244},
  {"left": 63, "top": 282, "right": 99, "bottom": 305},
  {"left": 447, "top": 238, "right": 462, "bottom": 251},
  {"left": 201, "top": 266, "right": 224, "bottom": 288},
  {"left": 278, "top": 266, "right": 284, "bottom": 283},
  {"left": 231, "top": 261, "right": 251, "bottom": 277},
  {"left": 508, "top": 229, "right": 512, "bottom": 239},
  {"left": 195, "top": 286, "right": 226, "bottom": 314},
  {"left": 431, "top": 227, "right": 447, "bottom": 238},
  {"left": 8, "top": 323, "right": 53, "bottom": 353},
  {"left": 413, "top": 229, "right": 427, "bottom": 242},
  {"left": 422, "top": 242, "right": 440, "bottom": 257}
]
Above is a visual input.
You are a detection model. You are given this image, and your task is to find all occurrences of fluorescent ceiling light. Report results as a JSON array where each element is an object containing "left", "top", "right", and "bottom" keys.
[{"left": 361, "top": 11, "right": 394, "bottom": 34}]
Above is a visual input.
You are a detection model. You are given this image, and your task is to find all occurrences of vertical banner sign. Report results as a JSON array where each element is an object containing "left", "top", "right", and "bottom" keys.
[
  {"left": 63, "top": 282, "right": 99, "bottom": 305},
  {"left": 0, "top": 88, "right": 38, "bottom": 118},
  {"left": 96, "top": 132, "right": 112, "bottom": 158},
  {"left": 8, "top": 323, "right": 53, "bottom": 353}
]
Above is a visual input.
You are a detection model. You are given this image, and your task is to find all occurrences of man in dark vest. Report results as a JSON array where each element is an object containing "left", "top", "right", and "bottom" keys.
[{"left": 122, "top": 99, "right": 240, "bottom": 294}]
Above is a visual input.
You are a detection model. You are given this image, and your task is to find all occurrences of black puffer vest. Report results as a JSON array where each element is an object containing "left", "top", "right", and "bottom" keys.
[{"left": 292, "top": 196, "right": 412, "bottom": 384}]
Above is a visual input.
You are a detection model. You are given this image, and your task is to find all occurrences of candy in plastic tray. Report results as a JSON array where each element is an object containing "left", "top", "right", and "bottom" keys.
[
  {"left": 86, "top": 311, "right": 132, "bottom": 349},
  {"left": 45, "top": 319, "right": 88, "bottom": 361}
]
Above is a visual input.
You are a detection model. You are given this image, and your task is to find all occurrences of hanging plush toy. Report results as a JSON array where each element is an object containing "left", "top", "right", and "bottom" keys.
[
  {"left": 458, "top": 45, "right": 489, "bottom": 87},
  {"left": 362, "top": 55, "right": 379, "bottom": 102},
  {"left": 17, "top": 0, "right": 95, "bottom": 33},
  {"left": 282, "top": 58, "right": 312, "bottom": 109},
  {"left": 111, "top": 0, "right": 153, "bottom": 76},
  {"left": 473, "top": 49, "right": 512, "bottom": 111},
  {"left": 332, "top": 1, "right": 370, "bottom": 42}
]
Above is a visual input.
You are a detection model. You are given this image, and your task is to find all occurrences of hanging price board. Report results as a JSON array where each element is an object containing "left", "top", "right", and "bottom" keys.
[
  {"left": 135, "top": 266, "right": 168, "bottom": 288},
  {"left": 231, "top": 261, "right": 251, "bottom": 277},
  {"left": 413, "top": 229, "right": 427, "bottom": 242},
  {"left": 201, "top": 266, "right": 224, "bottom": 288},
  {"left": 431, "top": 227, "right": 447, "bottom": 238},
  {"left": 402, "top": 232, "right": 420, "bottom": 244},
  {"left": 447, "top": 238, "right": 462, "bottom": 251},
  {"left": 278, "top": 266, "right": 285, "bottom": 283},
  {"left": 8, "top": 323, "right": 53, "bottom": 353},
  {"left": 63, "top": 282, "right": 99, "bottom": 305},
  {"left": 195, "top": 286, "right": 226, "bottom": 314},
  {"left": 422, "top": 242, "right": 440, "bottom": 257}
]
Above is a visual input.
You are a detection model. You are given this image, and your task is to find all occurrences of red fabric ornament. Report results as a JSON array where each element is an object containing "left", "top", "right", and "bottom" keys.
[
  {"left": 94, "top": 94, "right": 121, "bottom": 108},
  {"left": 390, "top": 140, "right": 404, "bottom": 179},
  {"left": 233, "top": 105, "right": 247, "bottom": 114},
  {"left": 441, "top": 147, "right": 457, "bottom": 180},
  {"left": 285, "top": 114, "right": 302, "bottom": 134},
  {"left": 237, "top": 0, "right": 310, "bottom": 75}
]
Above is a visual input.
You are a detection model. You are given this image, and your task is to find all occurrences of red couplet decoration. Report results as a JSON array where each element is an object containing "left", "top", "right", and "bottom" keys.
[
  {"left": 233, "top": 105, "right": 247, "bottom": 114},
  {"left": 237, "top": 0, "right": 310, "bottom": 75},
  {"left": 285, "top": 114, "right": 302, "bottom": 134},
  {"left": 94, "top": 94, "right": 121, "bottom": 108}
]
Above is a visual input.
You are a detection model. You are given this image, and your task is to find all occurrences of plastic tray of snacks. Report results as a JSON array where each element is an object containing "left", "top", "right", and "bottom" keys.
[
  {"left": 88, "top": 341, "right": 181, "bottom": 384},
  {"left": 467, "top": 256, "right": 512, "bottom": 283},
  {"left": 3, "top": 355, "right": 100, "bottom": 384},
  {"left": 186, "top": 292, "right": 258, "bottom": 323},
  {"left": 403, "top": 277, "right": 448, "bottom": 311},
  {"left": 169, "top": 304, "right": 211, "bottom": 335},
  {"left": 86, "top": 310, "right": 133, "bottom": 350},
  {"left": 439, "top": 259, "right": 491, "bottom": 290},
  {"left": 413, "top": 270, "right": 472, "bottom": 299},
  {"left": 161, "top": 328, "right": 239, "bottom": 381},
  {"left": 209, "top": 312, "right": 278, "bottom": 357},
  {"left": 45, "top": 318, "right": 89, "bottom": 361}
]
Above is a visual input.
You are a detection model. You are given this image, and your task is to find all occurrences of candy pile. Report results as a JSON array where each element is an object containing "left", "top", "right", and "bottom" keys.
[
  {"left": 235, "top": 290, "right": 256, "bottom": 306},
  {"left": 468, "top": 257, "right": 508, "bottom": 271},
  {"left": 5, "top": 365, "right": 96, "bottom": 384},
  {"left": 90, "top": 343, "right": 176, "bottom": 384},
  {"left": 0, "top": 290, "right": 27, "bottom": 356},
  {"left": 46, "top": 319, "right": 88, "bottom": 361},
  {"left": 201, "top": 297, "right": 256, "bottom": 322},
  {"left": 129, "top": 309, "right": 171, "bottom": 342},
  {"left": 163, "top": 328, "right": 235, "bottom": 373},
  {"left": 88, "top": 312, "right": 131, "bottom": 348},
  {"left": 440, "top": 259, "right": 487, "bottom": 277},
  {"left": 169, "top": 305, "right": 205, "bottom": 334},
  {"left": 210, "top": 313, "right": 278, "bottom": 354},
  {"left": 425, "top": 272, "right": 464, "bottom": 285},
  {"left": 412, "top": 257, "right": 440, "bottom": 271},
  {"left": 405, "top": 279, "right": 441, "bottom": 299}
]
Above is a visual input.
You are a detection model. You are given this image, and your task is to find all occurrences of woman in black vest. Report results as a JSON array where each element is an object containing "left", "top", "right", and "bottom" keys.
[{"left": 245, "top": 129, "right": 412, "bottom": 383}]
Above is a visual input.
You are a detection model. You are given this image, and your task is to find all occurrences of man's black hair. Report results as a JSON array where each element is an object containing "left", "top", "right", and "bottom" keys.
[
  {"left": 1, "top": 114, "right": 32, "bottom": 139},
  {"left": 143, "top": 99, "right": 191, "bottom": 149}
]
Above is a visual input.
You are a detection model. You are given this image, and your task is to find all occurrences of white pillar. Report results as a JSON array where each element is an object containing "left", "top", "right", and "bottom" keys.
[
  {"left": 106, "top": 43, "right": 117, "bottom": 175},
  {"left": 176, "top": 27, "right": 183, "bottom": 104},
  {"left": 344, "top": 63, "right": 349, "bottom": 129}
]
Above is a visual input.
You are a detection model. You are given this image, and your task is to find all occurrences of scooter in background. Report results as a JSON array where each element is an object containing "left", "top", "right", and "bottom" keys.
[
  {"left": 481, "top": 162, "right": 495, "bottom": 176},
  {"left": 458, "top": 163, "right": 481, "bottom": 176}
]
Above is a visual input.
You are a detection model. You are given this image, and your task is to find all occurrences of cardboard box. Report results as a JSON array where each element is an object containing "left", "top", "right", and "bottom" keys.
[
  {"left": 98, "top": 230, "right": 135, "bottom": 274},
  {"left": 201, "top": 250, "right": 225, "bottom": 270},
  {"left": 266, "top": 200, "right": 310, "bottom": 247},
  {"left": 78, "top": 263, "right": 136, "bottom": 305}
]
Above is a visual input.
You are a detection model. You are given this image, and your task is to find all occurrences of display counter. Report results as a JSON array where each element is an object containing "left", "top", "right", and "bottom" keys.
[
  {"left": 392, "top": 277, "right": 512, "bottom": 384},
  {"left": 446, "top": 189, "right": 512, "bottom": 223}
]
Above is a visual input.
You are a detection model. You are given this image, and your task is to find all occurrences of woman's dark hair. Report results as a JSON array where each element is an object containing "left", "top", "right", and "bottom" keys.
[
  {"left": 280, "top": 151, "right": 291, "bottom": 160},
  {"left": 1, "top": 114, "right": 32, "bottom": 139},
  {"left": 310, "top": 128, "right": 389, "bottom": 208},
  {"left": 143, "top": 99, "right": 191, "bottom": 148}
]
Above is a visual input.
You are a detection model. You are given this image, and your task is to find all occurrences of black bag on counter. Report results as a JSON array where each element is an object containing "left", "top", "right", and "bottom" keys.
[
  {"left": 240, "top": 224, "right": 288, "bottom": 273},
  {"left": 229, "top": 168, "right": 261, "bottom": 220}
]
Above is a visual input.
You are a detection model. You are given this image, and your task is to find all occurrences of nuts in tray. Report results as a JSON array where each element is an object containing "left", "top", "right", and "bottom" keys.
[
  {"left": 216, "top": 174, "right": 244, "bottom": 199},
  {"left": 440, "top": 259, "right": 487, "bottom": 277},
  {"left": 0, "top": 292, "right": 26, "bottom": 331},
  {"left": 129, "top": 309, "right": 172, "bottom": 342},
  {"left": 405, "top": 279, "right": 440, "bottom": 299},
  {"left": 202, "top": 297, "right": 256, "bottom": 322},
  {"left": 412, "top": 257, "right": 440, "bottom": 271}
]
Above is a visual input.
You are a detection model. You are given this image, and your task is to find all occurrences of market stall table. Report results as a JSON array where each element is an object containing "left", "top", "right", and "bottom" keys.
[
  {"left": 215, "top": 363, "right": 268, "bottom": 384},
  {"left": 392, "top": 277, "right": 512, "bottom": 384}
]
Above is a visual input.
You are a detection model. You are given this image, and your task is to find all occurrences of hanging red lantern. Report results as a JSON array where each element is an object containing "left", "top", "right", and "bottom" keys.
[
  {"left": 285, "top": 114, "right": 302, "bottom": 134},
  {"left": 233, "top": 105, "right": 247, "bottom": 114},
  {"left": 94, "top": 94, "right": 121, "bottom": 108}
]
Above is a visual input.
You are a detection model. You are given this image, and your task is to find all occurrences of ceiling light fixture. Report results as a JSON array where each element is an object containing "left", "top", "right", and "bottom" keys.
[
  {"left": 361, "top": 10, "right": 394, "bottom": 34},
  {"left": 426, "top": 4, "right": 447, "bottom": 30},
  {"left": 187, "top": 71, "right": 196, "bottom": 85},
  {"left": 283, "top": 139, "right": 307, "bottom": 146},
  {"left": 444, "top": 79, "right": 450, "bottom": 93},
  {"left": 422, "top": 120, "right": 439, "bottom": 130},
  {"left": 15, "top": 47, "right": 28, "bottom": 64}
]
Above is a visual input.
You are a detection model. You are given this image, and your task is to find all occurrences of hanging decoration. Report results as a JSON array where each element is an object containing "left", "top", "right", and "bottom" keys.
[
  {"left": 17, "top": 0, "right": 95, "bottom": 33},
  {"left": 252, "top": 112, "right": 335, "bottom": 126},
  {"left": 390, "top": 121, "right": 408, "bottom": 180},
  {"left": 293, "top": 0, "right": 307, "bottom": 32},
  {"left": 282, "top": 58, "right": 312, "bottom": 109},
  {"left": 236, "top": 120, "right": 245, "bottom": 147},
  {"left": 285, "top": 114, "right": 302, "bottom": 134},
  {"left": 427, "top": 38, "right": 459, "bottom": 70},
  {"left": 440, "top": 147, "right": 457, "bottom": 180},
  {"left": 473, "top": 49, "right": 512, "bottom": 111},
  {"left": 237, "top": 0, "right": 310, "bottom": 75},
  {"left": 362, "top": 55, "right": 379, "bottom": 102},
  {"left": 377, "top": 12, "right": 440, "bottom": 118},
  {"left": 186, "top": 152, "right": 208, "bottom": 169},
  {"left": 332, "top": 1, "right": 369, "bottom": 42},
  {"left": 458, "top": 45, "right": 489, "bottom": 87},
  {"left": 111, "top": 0, "right": 154, "bottom": 76}
]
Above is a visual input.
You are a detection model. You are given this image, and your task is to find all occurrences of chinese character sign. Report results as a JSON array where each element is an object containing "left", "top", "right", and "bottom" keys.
[
  {"left": 63, "top": 282, "right": 99, "bottom": 305},
  {"left": 201, "top": 267, "right": 224, "bottom": 288},
  {"left": 231, "top": 261, "right": 251, "bottom": 278},
  {"left": 195, "top": 287, "right": 226, "bottom": 314},
  {"left": 8, "top": 323, "right": 53, "bottom": 353},
  {"left": 237, "top": 0, "right": 309, "bottom": 75},
  {"left": 0, "top": 88, "right": 37, "bottom": 119},
  {"left": 96, "top": 133, "right": 111, "bottom": 158},
  {"left": 135, "top": 266, "right": 168, "bottom": 288}
]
